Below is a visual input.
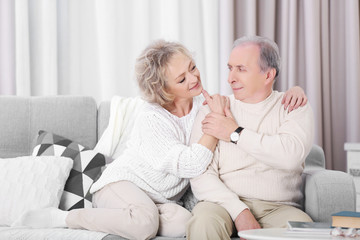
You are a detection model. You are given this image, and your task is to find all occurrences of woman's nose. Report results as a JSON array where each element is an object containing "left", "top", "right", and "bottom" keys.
[{"left": 188, "top": 72, "right": 198, "bottom": 82}]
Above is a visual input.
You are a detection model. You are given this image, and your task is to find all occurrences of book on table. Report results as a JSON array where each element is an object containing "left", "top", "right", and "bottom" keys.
[
  {"left": 331, "top": 211, "right": 360, "bottom": 229},
  {"left": 287, "top": 221, "right": 332, "bottom": 234}
]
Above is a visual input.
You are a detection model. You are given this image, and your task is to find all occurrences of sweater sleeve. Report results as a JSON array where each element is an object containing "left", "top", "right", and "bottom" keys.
[
  {"left": 190, "top": 106, "right": 248, "bottom": 220},
  {"left": 138, "top": 111, "right": 213, "bottom": 179},
  {"left": 238, "top": 103, "right": 315, "bottom": 170}
]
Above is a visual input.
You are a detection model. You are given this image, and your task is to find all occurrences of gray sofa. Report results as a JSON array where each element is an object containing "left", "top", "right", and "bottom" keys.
[{"left": 0, "top": 95, "right": 356, "bottom": 240}]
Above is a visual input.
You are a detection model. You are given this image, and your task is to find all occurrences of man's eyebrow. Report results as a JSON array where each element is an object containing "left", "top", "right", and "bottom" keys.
[{"left": 228, "top": 63, "right": 246, "bottom": 69}]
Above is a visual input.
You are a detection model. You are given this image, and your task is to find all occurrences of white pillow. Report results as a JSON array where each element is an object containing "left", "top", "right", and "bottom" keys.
[{"left": 0, "top": 156, "right": 73, "bottom": 226}]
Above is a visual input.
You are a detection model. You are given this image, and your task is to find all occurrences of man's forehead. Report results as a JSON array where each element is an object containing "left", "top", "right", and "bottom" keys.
[
  {"left": 229, "top": 44, "right": 259, "bottom": 62},
  {"left": 233, "top": 43, "right": 259, "bottom": 53}
]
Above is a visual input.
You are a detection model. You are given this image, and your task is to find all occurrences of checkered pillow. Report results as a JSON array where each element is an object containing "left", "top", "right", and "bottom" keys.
[{"left": 32, "top": 130, "right": 110, "bottom": 210}]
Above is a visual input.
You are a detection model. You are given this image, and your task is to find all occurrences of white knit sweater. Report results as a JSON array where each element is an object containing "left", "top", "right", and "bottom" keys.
[
  {"left": 90, "top": 96, "right": 213, "bottom": 204},
  {"left": 190, "top": 91, "right": 314, "bottom": 220}
]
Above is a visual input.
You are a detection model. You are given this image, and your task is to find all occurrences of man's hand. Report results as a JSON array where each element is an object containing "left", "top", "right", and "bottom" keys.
[
  {"left": 235, "top": 209, "right": 261, "bottom": 239},
  {"left": 201, "top": 111, "right": 238, "bottom": 141},
  {"left": 202, "top": 90, "right": 229, "bottom": 115}
]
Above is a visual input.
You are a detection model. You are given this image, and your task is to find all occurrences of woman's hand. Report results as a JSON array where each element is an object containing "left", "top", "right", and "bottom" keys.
[
  {"left": 281, "top": 86, "right": 307, "bottom": 113},
  {"left": 202, "top": 90, "right": 229, "bottom": 115}
]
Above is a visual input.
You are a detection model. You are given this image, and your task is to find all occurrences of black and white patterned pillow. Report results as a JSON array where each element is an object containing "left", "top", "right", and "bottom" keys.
[{"left": 32, "top": 130, "right": 110, "bottom": 211}]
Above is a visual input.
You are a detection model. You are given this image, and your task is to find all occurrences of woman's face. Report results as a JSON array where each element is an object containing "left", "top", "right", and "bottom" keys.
[{"left": 165, "top": 53, "right": 202, "bottom": 101}]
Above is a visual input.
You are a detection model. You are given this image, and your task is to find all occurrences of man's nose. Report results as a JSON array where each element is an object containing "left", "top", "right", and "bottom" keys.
[{"left": 228, "top": 71, "right": 235, "bottom": 84}]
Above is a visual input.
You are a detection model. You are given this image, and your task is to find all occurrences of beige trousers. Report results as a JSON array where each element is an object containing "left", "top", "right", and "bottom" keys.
[
  {"left": 186, "top": 199, "right": 312, "bottom": 240},
  {"left": 66, "top": 181, "right": 192, "bottom": 240}
]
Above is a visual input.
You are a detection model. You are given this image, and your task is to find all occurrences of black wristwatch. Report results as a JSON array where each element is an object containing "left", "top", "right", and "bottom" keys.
[{"left": 230, "top": 127, "right": 244, "bottom": 144}]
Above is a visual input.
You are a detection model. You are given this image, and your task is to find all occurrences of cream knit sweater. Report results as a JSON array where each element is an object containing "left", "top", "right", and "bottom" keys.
[
  {"left": 190, "top": 91, "right": 314, "bottom": 220},
  {"left": 90, "top": 96, "right": 213, "bottom": 204}
]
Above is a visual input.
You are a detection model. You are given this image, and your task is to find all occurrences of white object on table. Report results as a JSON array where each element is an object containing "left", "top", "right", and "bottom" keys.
[
  {"left": 345, "top": 142, "right": 360, "bottom": 211},
  {"left": 238, "top": 228, "right": 352, "bottom": 240}
]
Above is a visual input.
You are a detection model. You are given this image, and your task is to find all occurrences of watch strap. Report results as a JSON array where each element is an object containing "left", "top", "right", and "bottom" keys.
[
  {"left": 230, "top": 126, "right": 244, "bottom": 144},
  {"left": 234, "top": 126, "right": 244, "bottom": 134}
]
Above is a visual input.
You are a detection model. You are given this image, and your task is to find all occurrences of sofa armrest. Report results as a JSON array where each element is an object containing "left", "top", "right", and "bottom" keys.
[{"left": 303, "top": 168, "right": 356, "bottom": 222}]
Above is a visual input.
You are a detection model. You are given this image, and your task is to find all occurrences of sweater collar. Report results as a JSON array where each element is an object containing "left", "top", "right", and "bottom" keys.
[{"left": 231, "top": 90, "right": 276, "bottom": 112}]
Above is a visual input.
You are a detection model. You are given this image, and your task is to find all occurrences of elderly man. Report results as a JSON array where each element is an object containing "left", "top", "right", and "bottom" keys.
[{"left": 186, "top": 36, "right": 314, "bottom": 239}]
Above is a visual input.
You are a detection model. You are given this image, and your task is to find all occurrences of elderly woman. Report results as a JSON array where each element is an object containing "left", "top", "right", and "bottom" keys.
[{"left": 14, "top": 40, "right": 306, "bottom": 240}]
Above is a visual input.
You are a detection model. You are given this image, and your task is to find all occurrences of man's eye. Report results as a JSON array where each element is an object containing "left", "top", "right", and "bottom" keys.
[
  {"left": 179, "top": 78, "right": 185, "bottom": 83},
  {"left": 191, "top": 65, "right": 197, "bottom": 71}
]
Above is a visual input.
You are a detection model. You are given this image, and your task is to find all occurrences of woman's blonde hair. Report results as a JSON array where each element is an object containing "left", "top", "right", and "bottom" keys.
[{"left": 135, "top": 39, "right": 194, "bottom": 106}]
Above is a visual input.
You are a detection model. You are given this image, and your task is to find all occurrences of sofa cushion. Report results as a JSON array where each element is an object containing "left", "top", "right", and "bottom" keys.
[
  {"left": 0, "top": 156, "right": 73, "bottom": 226},
  {"left": 32, "top": 131, "right": 110, "bottom": 211}
]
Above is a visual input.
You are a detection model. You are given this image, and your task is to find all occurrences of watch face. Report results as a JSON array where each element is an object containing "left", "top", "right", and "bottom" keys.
[{"left": 230, "top": 132, "right": 239, "bottom": 142}]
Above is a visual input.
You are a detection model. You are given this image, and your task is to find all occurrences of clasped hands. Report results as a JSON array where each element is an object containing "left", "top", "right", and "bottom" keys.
[
  {"left": 201, "top": 89, "right": 238, "bottom": 142},
  {"left": 201, "top": 86, "right": 307, "bottom": 142}
]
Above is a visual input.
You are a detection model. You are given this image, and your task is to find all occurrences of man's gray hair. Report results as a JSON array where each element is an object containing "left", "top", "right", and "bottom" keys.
[{"left": 233, "top": 36, "right": 281, "bottom": 78}]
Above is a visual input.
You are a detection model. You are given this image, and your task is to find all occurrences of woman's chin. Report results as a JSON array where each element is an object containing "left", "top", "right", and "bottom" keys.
[{"left": 194, "top": 87, "right": 203, "bottom": 96}]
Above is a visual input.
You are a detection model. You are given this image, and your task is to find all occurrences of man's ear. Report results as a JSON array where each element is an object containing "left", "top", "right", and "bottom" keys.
[{"left": 265, "top": 68, "right": 276, "bottom": 84}]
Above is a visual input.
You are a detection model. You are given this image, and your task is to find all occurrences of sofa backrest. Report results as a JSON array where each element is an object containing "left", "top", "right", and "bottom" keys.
[
  {"left": 97, "top": 101, "right": 110, "bottom": 141},
  {"left": 0, "top": 95, "right": 326, "bottom": 170},
  {"left": 304, "top": 144, "right": 326, "bottom": 169},
  {"left": 0, "top": 96, "right": 98, "bottom": 158}
]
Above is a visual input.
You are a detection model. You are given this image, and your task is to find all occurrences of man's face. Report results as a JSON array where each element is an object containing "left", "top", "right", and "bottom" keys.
[{"left": 227, "top": 44, "right": 268, "bottom": 103}]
